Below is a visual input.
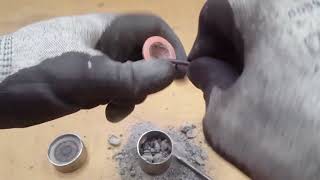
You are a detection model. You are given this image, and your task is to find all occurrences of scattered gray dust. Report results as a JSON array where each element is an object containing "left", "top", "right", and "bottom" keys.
[{"left": 112, "top": 122, "right": 209, "bottom": 180}]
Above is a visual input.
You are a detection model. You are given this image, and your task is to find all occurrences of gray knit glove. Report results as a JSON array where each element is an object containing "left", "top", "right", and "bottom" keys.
[
  {"left": 188, "top": 0, "right": 320, "bottom": 179},
  {"left": 0, "top": 13, "right": 186, "bottom": 128}
]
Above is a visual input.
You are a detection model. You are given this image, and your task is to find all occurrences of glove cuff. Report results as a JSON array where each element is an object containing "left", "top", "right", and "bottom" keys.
[{"left": 0, "top": 35, "right": 13, "bottom": 82}]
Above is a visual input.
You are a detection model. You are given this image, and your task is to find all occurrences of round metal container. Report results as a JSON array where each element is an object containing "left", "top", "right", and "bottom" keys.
[
  {"left": 137, "top": 130, "right": 173, "bottom": 175},
  {"left": 48, "top": 134, "right": 87, "bottom": 173}
]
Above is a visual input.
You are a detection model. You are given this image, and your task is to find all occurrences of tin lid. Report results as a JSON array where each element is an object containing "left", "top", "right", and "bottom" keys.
[{"left": 48, "top": 134, "right": 86, "bottom": 172}]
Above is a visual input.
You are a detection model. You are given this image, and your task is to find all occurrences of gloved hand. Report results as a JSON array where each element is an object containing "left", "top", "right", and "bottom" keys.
[
  {"left": 0, "top": 13, "right": 186, "bottom": 128},
  {"left": 188, "top": 0, "right": 320, "bottom": 179}
]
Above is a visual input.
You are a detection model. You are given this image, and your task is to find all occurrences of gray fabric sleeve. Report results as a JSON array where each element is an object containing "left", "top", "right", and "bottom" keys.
[
  {"left": 0, "top": 14, "right": 116, "bottom": 83},
  {"left": 0, "top": 35, "right": 13, "bottom": 82}
]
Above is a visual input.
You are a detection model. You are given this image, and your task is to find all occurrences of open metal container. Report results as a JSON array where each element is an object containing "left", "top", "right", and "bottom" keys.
[{"left": 137, "top": 130, "right": 173, "bottom": 175}]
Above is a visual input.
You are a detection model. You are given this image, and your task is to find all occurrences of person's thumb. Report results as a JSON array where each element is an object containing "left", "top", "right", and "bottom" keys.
[{"left": 188, "top": 57, "right": 239, "bottom": 103}]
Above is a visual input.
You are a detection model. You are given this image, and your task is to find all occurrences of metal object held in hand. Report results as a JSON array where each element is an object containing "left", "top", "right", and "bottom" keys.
[
  {"left": 175, "top": 154, "right": 212, "bottom": 180},
  {"left": 168, "top": 59, "right": 190, "bottom": 66},
  {"left": 48, "top": 134, "right": 87, "bottom": 173},
  {"left": 143, "top": 36, "right": 190, "bottom": 67}
]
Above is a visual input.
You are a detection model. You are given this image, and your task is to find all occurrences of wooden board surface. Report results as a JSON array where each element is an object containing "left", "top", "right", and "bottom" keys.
[{"left": 0, "top": 0, "right": 249, "bottom": 179}]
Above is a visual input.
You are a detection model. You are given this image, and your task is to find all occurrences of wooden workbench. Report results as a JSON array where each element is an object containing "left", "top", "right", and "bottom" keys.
[{"left": 0, "top": 0, "right": 249, "bottom": 179}]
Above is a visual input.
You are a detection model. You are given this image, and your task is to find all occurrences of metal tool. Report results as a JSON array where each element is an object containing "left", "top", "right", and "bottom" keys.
[
  {"left": 168, "top": 59, "right": 190, "bottom": 66},
  {"left": 175, "top": 154, "right": 213, "bottom": 180}
]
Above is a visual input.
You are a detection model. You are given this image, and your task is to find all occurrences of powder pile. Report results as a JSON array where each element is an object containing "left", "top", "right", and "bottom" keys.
[{"left": 112, "top": 122, "right": 208, "bottom": 180}]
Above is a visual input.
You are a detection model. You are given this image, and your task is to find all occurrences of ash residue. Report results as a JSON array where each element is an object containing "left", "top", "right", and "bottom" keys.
[{"left": 113, "top": 122, "right": 208, "bottom": 180}]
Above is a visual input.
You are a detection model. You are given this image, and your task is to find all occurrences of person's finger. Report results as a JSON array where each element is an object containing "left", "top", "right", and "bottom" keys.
[
  {"left": 95, "top": 56, "right": 175, "bottom": 99},
  {"left": 188, "top": 57, "right": 239, "bottom": 103},
  {"left": 104, "top": 96, "right": 147, "bottom": 122},
  {"left": 96, "top": 13, "right": 187, "bottom": 78},
  {"left": 111, "top": 96, "right": 147, "bottom": 106},
  {"left": 97, "top": 14, "right": 186, "bottom": 62},
  {"left": 105, "top": 103, "right": 135, "bottom": 123},
  {"left": 188, "top": 0, "right": 243, "bottom": 71},
  {"left": 0, "top": 52, "right": 174, "bottom": 127}
]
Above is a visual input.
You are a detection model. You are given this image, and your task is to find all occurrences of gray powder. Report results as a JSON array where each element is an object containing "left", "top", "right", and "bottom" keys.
[{"left": 113, "top": 122, "right": 209, "bottom": 180}]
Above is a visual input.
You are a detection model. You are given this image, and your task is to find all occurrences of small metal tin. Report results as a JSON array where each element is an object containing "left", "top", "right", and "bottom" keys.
[
  {"left": 48, "top": 134, "right": 87, "bottom": 173},
  {"left": 137, "top": 130, "right": 173, "bottom": 175}
]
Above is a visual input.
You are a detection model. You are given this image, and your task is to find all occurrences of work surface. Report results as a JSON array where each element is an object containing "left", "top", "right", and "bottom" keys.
[{"left": 0, "top": 0, "right": 249, "bottom": 179}]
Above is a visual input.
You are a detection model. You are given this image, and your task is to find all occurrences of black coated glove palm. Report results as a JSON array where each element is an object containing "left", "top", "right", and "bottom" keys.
[{"left": 188, "top": 0, "right": 320, "bottom": 179}]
